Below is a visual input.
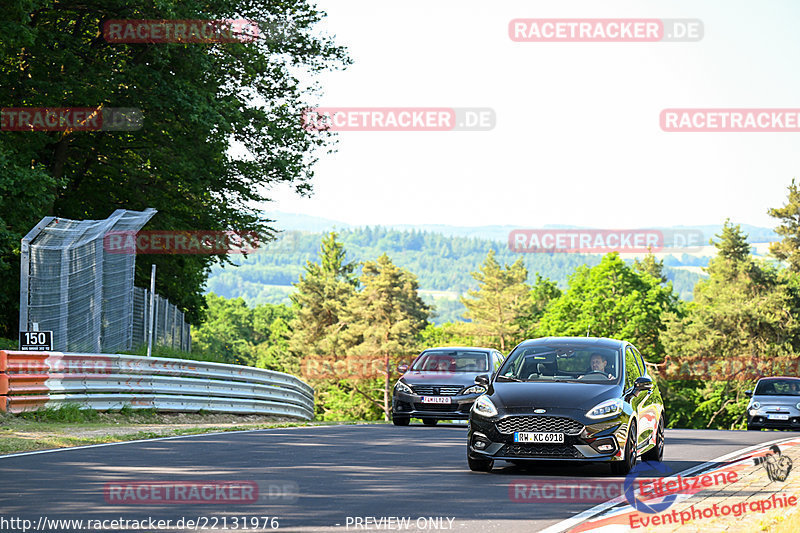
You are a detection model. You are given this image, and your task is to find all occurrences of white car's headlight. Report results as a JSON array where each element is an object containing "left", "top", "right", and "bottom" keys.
[
  {"left": 394, "top": 380, "right": 413, "bottom": 395},
  {"left": 472, "top": 395, "right": 498, "bottom": 417},
  {"left": 462, "top": 385, "right": 487, "bottom": 395},
  {"left": 586, "top": 398, "right": 624, "bottom": 419},
  {"left": 752, "top": 401, "right": 761, "bottom": 409},
  {"left": 796, "top": 402, "right": 800, "bottom": 410}
]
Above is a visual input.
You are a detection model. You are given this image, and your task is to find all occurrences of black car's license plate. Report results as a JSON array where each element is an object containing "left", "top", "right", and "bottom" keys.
[{"left": 514, "top": 432, "right": 564, "bottom": 443}]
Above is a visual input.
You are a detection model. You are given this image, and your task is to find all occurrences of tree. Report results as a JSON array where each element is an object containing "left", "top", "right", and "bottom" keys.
[
  {"left": 633, "top": 252, "right": 667, "bottom": 283},
  {"left": 341, "top": 254, "right": 430, "bottom": 420},
  {"left": 768, "top": 179, "right": 800, "bottom": 271},
  {"left": 460, "top": 250, "right": 530, "bottom": 351},
  {"left": 191, "top": 293, "right": 254, "bottom": 365},
  {"left": 518, "top": 273, "right": 561, "bottom": 339},
  {"left": 289, "top": 233, "right": 357, "bottom": 388},
  {"left": 660, "top": 221, "right": 800, "bottom": 429},
  {"left": 536, "top": 253, "right": 681, "bottom": 361},
  {"left": 0, "top": 0, "right": 350, "bottom": 333},
  {"left": 713, "top": 219, "right": 751, "bottom": 264}
]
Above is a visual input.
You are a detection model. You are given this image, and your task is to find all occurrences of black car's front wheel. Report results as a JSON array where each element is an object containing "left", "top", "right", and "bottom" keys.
[
  {"left": 423, "top": 419, "right": 438, "bottom": 426},
  {"left": 611, "top": 421, "right": 637, "bottom": 475},
  {"left": 641, "top": 414, "right": 664, "bottom": 462},
  {"left": 392, "top": 416, "right": 410, "bottom": 426},
  {"left": 467, "top": 453, "right": 494, "bottom": 472}
]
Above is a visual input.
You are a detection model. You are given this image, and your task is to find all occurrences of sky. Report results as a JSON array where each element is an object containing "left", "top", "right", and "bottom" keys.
[{"left": 259, "top": 0, "right": 800, "bottom": 230}]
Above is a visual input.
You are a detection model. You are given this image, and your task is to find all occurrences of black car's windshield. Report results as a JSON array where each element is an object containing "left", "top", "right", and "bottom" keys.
[
  {"left": 410, "top": 350, "right": 489, "bottom": 372},
  {"left": 755, "top": 380, "right": 800, "bottom": 396},
  {"left": 497, "top": 344, "right": 620, "bottom": 383}
]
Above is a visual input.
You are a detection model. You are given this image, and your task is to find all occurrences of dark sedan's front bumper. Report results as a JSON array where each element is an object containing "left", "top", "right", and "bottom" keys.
[
  {"left": 467, "top": 411, "right": 628, "bottom": 463},
  {"left": 392, "top": 390, "right": 480, "bottom": 420}
]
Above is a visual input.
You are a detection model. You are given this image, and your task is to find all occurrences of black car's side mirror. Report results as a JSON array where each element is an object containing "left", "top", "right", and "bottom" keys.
[
  {"left": 475, "top": 374, "right": 490, "bottom": 387},
  {"left": 745, "top": 390, "right": 753, "bottom": 397},
  {"left": 634, "top": 376, "right": 654, "bottom": 392},
  {"left": 396, "top": 364, "right": 408, "bottom": 374}
]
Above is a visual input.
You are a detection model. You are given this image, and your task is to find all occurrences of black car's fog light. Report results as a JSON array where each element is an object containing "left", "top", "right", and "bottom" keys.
[
  {"left": 472, "top": 434, "right": 491, "bottom": 450},
  {"left": 590, "top": 437, "right": 616, "bottom": 454}
]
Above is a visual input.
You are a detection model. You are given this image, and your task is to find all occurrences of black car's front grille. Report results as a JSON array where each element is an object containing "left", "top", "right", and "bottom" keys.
[
  {"left": 501, "top": 444, "right": 583, "bottom": 458},
  {"left": 496, "top": 416, "right": 584, "bottom": 435},
  {"left": 414, "top": 402, "right": 460, "bottom": 412},
  {"left": 412, "top": 385, "right": 463, "bottom": 396}
]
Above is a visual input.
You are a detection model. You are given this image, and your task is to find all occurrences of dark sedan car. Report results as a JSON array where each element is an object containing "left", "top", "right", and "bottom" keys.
[
  {"left": 746, "top": 377, "right": 800, "bottom": 431},
  {"left": 467, "top": 337, "right": 664, "bottom": 475},
  {"left": 391, "top": 347, "right": 505, "bottom": 426}
]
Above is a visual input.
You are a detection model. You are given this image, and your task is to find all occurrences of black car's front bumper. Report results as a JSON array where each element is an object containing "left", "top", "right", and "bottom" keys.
[
  {"left": 392, "top": 390, "right": 480, "bottom": 420},
  {"left": 467, "top": 410, "right": 629, "bottom": 463}
]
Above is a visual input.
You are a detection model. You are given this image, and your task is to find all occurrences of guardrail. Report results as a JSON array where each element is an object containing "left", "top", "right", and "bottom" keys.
[{"left": 0, "top": 351, "right": 314, "bottom": 420}]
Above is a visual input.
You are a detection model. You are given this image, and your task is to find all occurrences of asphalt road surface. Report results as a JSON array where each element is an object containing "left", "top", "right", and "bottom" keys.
[{"left": 0, "top": 423, "right": 796, "bottom": 532}]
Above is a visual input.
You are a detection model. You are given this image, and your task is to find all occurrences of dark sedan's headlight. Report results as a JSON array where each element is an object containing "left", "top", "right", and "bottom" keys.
[
  {"left": 462, "top": 385, "right": 486, "bottom": 395},
  {"left": 586, "top": 398, "right": 623, "bottom": 419},
  {"left": 394, "top": 380, "right": 413, "bottom": 395}
]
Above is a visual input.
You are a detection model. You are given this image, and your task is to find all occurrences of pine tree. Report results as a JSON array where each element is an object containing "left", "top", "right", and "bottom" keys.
[
  {"left": 341, "top": 254, "right": 430, "bottom": 420},
  {"left": 634, "top": 252, "right": 667, "bottom": 283},
  {"left": 713, "top": 219, "right": 751, "bottom": 263},
  {"left": 289, "top": 232, "right": 357, "bottom": 392},
  {"left": 768, "top": 179, "right": 800, "bottom": 271},
  {"left": 460, "top": 250, "right": 530, "bottom": 351}
]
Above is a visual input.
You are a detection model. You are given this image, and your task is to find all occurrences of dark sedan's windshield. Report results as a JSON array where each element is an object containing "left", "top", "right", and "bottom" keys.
[
  {"left": 755, "top": 380, "right": 800, "bottom": 396},
  {"left": 497, "top": 345, "right": 620, "bottom": 383},
  {"left": 410, "top": 351, "right": 489, "bottom": 372}
]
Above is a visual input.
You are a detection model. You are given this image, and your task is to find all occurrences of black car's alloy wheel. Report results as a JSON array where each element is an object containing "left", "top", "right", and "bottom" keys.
[
  {"left": 611, "top": 421, "right": 637, "bottom": 475},
  {"left": 423, "top": 419, "right": 438, "bottom": 426},
  {"left": 392, "top": 416, "right": 410, "bottom": 426},
  {"left": 642, "top": 415, "right": 664, "bottom": 462}
]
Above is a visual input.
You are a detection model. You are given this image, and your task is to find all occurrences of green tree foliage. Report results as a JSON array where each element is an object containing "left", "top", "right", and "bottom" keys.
[
  {"left": 518, "top": 274, "right": 561, "bottom": 339},
  {"left": 536, "top": 253, "right": 681, "bottom": 361},
  {"left": 460, "top": 250, "right": 530, "bottom": 351},
  {"left": 342, "top": 254, "right": 431, "bottom": 420},
  {"left": 768, "top": 179, "right": 800, "bottom": 271},
  {"left": 660, "top": 220, "right": 800, "bottom": 429},
  {"left": 289, "top": 232, "right": 357, "bottom": 370},
  {"left": 191, "top": 293, "right": 294, "bottom": 370},
  {"left": 0, "top": 0, "right": 350, "bottom": 335}
]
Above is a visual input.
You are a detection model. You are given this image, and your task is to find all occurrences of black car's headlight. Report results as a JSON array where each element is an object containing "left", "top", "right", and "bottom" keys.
[
  {"left": 472, "top": 396, "right": 498, "bottom": 417},
  {"left": 586, "top": 398, "right": 623, "bottom": 419},
  {"left": 462, "top": 385, "right": 487, "bottom": 395},
  {"left": 394, "top": 380, "right": 413, "bottom": 395}
]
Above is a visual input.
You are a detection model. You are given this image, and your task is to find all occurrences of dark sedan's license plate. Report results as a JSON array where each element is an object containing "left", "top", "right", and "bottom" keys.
[
  {"left": 514, "top": 432, "right": 564, "bottom": 443},
  {"left": 422, "top": 396, "right": 451, "bottom": 404}
]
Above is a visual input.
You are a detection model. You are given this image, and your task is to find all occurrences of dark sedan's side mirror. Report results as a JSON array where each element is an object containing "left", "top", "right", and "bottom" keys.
[
  {"left": 475, "top": 374, "right": 490, "bottom": 387},
  {"left": 396, "top": 364, "right": 408, "bottom": 374},
  {"left": 634, "top": 376, "right": 654, "bottom": 392},
  {"left": 745, "top": 390, "right": 753, "bottom": 397}
]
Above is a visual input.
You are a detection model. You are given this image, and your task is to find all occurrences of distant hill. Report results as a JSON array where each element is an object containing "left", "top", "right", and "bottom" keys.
[
  {"left": 264, "top": 212, "right": 781, "bottom": 244},
  {"left": 205, "top": 226, "right": 716, "bottom": 324}
]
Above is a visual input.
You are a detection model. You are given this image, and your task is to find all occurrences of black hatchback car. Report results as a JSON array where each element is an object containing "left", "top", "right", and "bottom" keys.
[
  {"left": 467, "top": 337, "right": 664, "bottom": 475},
  {"left": 392, "top": 347, "right": 505, "bottom": 426}
]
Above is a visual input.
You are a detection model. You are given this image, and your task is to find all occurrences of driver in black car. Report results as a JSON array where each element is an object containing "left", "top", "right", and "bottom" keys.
[{"left": 585, "top": 352, "right": 613, "bottom": 378}]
